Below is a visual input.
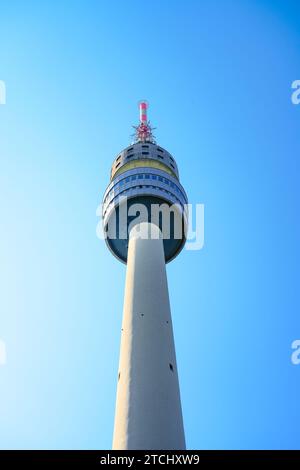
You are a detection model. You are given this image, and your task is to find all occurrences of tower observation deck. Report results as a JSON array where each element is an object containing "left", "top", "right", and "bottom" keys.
[{"left": 102, "top": 102, "right": 187, "bottom": 450}]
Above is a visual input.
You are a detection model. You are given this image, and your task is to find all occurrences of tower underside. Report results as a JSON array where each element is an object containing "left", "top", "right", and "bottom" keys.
[{"left": 112, "top": 222, "right": 186, "bottom": 450}]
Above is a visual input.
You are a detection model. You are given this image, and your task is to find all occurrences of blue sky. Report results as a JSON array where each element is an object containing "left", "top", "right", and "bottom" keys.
[{"left": 0, "top": 0, "right": 300, "bottom": 449}]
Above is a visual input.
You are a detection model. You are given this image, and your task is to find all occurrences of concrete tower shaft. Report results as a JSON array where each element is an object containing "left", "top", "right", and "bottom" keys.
[{"left": 112, "top": 223, "right": 185, "bottom": 450}]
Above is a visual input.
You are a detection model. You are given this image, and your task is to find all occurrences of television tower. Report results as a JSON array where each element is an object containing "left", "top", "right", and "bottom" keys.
[{"left": 102, "top": 102, "right": 188, "bottom": 450}]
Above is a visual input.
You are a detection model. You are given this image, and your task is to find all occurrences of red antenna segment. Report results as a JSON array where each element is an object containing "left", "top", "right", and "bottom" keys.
[{"left": 139, "top": 101, "right": 148, "bottom": 124}]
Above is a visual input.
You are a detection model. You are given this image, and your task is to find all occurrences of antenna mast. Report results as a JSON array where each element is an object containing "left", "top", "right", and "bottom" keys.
[{"left": 133, "top": 100, "right": 156, "bottom": 143}]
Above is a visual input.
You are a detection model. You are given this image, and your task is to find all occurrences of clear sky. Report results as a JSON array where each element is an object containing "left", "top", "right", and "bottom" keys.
[{"left": 0, "top": 0, "right": 299, "bottom": 450}]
